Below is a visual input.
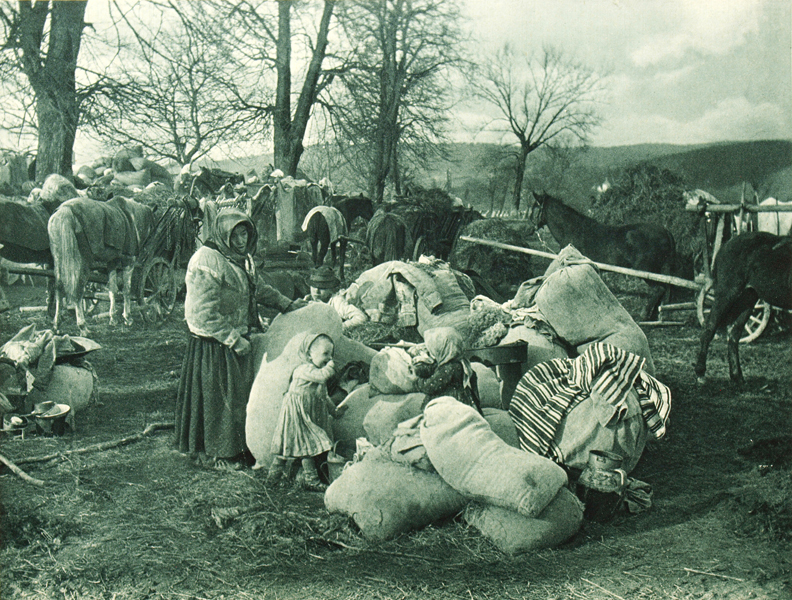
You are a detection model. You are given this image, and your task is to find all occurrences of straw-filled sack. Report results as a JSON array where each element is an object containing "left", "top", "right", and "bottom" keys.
[
  {"left": 324, "top": 447, "right": 467, "bottom": 542},
  {"left": 534, "top": 258, "right": 654, "bottom": 374},
  {"left": 363, "top": 392, "right": 427, "bottom": 446},
  {"left": 420, "top": 397, "right": 567, "bottom": 518},
  {"left": 38, "top": 364, "right": 96, "bottom": 431},
  {"left": 472, "top": 363, "right": 502, "bottom": 409},
  {"left": 463, "top": 487, "right": 583, "bottom": 554}
]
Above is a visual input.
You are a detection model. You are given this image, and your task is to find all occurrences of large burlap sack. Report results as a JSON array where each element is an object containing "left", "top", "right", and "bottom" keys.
[
  {"left": 554, "top": 386, "right": 648, "bottom": 474},
  {"left": 464, "top": 487, "right": 583, "bottom": 555},
  {"left": 472, "top": 363, "right": 501, "bottom": 409},
  {"left": 112, "top": 169, "right": 151, "bottom": 188},
  {"left": 482, "top": 408, "right": 519, "bottom": 448},
  {"left": 128, "top": 157, "right": 173, "bottom": 188},
  {"left": 246, "top": 305, "right": 375, "bottom": 468},
  {"left": 324, "top": 449, "right": 467, "bottom": 542},
  {"left": 331, "top": 384, "right": 378, "bottom": 459},
  {"left": 421, "top": 397, "right": 567, "bottom": 518},
  {"left": 534, "top": 261, "right": 654, "bottom": 374},
  {"left": 499, "top": 324, "right": 568, "bottom": 372},
  {"left": 369, "top": 346, "right": 417, "bottom": 395},
  {"left": 363, "top": 393, "right": 426, "bottom": 446},
  {"left": 39, "top": 364, "right": 96, "bottom": 431}
]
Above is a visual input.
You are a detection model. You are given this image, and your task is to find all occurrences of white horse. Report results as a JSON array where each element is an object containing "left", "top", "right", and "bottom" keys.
[{"left": 757, "top": 197, "right": 792, "bottom": 236}]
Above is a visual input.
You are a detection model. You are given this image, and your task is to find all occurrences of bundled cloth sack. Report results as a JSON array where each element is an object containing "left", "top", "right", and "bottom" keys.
[
  {"left": 472, "top": 363, "right": 502, "bottom": 410},
  {"left": 463, "top": 488, "right": 583, "bottom": 555},
  {"left": 533, "top": 245, "right": 655, "bottom": 375},
  {"left": 362, "top": 392, "right": 427, "bottom": 446},
  {"left": 421, "top": 397, "right": 567, "bottom": 518},
  {"left": 368, "top": 346, "right": 418, "bottom": 395},
  {"left": 245, "top": 304, "right": 376, "bottom": 469},
  {"left": 509, "top": 342, "right": 671, "bottom": 474},
  {"left": 324, "top": 446, "right": 467, "bottom": 542}
]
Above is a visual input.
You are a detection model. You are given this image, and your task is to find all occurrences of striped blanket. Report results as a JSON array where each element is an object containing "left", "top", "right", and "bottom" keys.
[{"left": 509, "top": 343, "right": 671, "bottom": 462}]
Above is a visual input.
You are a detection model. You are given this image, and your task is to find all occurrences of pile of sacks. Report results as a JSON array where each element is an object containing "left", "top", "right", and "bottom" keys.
[
  {"left": 325, "top": 396, "right": 583, "bottom": 554},
  {"left": 73, "top": 146, "right": 173, "bottom": 193}
]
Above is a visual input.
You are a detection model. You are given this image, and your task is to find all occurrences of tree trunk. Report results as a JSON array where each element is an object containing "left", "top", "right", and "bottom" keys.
[
  {"left": 272, "top": 1, "right": 292, "bottom": 176},
  {"left": 511, "top": 147, "right": 529, "bottom": 214},
  {"left": 17, "top": 0, "right": 87, "bottom": 180}
]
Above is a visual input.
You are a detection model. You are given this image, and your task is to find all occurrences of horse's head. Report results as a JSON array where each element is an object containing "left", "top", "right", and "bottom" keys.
[{"left": 525, "top": 191, "right": 548, "bottom": 232}]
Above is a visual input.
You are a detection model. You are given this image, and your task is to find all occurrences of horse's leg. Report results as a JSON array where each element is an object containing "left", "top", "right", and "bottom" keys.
[
  {"left": 643, "top": 281, "right": 666, "bottom": 321},
  {"left": 108, "top": 270, "right": 122, "bottom": 326},
  {"left": 329, "top": 241, "right": 337, "bottom": 269},
  {"left": 122, "top": 265, "right": 134, "bottom": 326},
  {"left": 46, "top": 276, "right": 56, "bottom": 318},
  {"left": 52, "top": 286, "right": 62, "bottom": 333},
  {"left": 338, "top": 238, "right": 348, "bottom": 282},
  {"left": 75, "top": 285, "right": 89, "bottom": 337},
  {"left": 725, "top": 290, "right": 759, "bottom": 386},
  {"left": 695, "top": 290, "right": 733, "bottom": 383}
]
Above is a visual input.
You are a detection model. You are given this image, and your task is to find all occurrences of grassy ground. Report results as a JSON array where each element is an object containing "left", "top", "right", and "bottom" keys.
[{"left": 0, "top": 280, "right": 790, "bottom": 600}]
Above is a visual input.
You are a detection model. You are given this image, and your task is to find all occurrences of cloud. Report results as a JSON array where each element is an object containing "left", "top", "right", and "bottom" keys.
[
  {"left": 631, "top": 0, "right": 764, "bottom": 67},
  {"left": 595, "top": 96, "right": 791, "bottom": 146}
]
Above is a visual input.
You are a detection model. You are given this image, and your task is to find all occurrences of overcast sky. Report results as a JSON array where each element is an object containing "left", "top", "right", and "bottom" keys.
[
  {"left": 457, "top": 0, "right": 791, "bottom": 147},
  {"left": 4, "top": 0, "right": 790, "bottom": 162}
]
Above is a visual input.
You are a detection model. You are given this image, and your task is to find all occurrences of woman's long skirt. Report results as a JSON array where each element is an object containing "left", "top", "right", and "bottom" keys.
[{"left": 174, "top": 335, "right": 255, "bottom": 459}]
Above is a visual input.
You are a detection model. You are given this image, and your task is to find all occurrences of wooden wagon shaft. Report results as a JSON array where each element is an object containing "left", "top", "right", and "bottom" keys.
[
  {"left": 6, "top": 265, "right": 108, "bottom": 284},
  {"left": 685, "top": 204, "right": 792, "bottom": 213},
  {"left": 459, "top": 235, "right": 702, "bottom": 291}
]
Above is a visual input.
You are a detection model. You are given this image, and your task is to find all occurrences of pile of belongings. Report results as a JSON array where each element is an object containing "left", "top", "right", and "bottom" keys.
[
  {"left": 344, "top": 257, "right": 475, "bottom": 336},
  {"left": 0, "top": 324, "right": 100, "bottom": 433},
  {"left": 317, "top": 244, "right": 671, "bottom": 553}
]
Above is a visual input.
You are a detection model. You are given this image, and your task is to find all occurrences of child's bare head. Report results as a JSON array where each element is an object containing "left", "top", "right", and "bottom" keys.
[{"left": 308, "top": 334, "right": 334, "bottom": 368}]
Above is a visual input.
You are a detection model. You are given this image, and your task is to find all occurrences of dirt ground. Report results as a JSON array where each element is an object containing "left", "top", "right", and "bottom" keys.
[{"left": 0, "top": 278, "right": 790, "bottom": 600}]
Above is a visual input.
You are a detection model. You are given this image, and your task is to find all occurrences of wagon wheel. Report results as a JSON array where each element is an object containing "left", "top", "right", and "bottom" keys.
[
  {"left": 696, "top": 281, "right": 771, "bottom": 343},
  {"left": 137, "top": 257, "right": 177, "bottom": 324},
  {"left": 412, "top": 235, "right": 428, "bottom": 261}
]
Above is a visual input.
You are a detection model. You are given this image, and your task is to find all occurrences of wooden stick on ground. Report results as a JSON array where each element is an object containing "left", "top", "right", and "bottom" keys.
[
  {"left": 0, "top": 452, "right": 46, "bottom": 486},
  {"left": 14, "top": 422, "right": 174, "bottom": 466}
]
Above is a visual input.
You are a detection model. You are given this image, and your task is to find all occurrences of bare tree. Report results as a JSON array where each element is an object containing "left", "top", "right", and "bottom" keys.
[
  {"left": 80, "top": 1, "right": 267, "bottom": 166},
  {"left": 1, "top": 1, "right": 88, "bottom": 179},
  {"left": 473, "top": 45, "right": 605, "bottom": 212},
  {"left": 328, "top": 0, "right": 467, "bottom": 203}
]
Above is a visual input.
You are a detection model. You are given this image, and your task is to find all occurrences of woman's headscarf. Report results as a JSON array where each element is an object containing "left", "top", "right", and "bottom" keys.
[
  {"left": 298, "top": 331, "right": 334, "bottom": 364},
  {"left": 210, "top": 208, "right": 258, "bottom": 264},
  {"left": 423, "top": 327, "right": 473, "bottom": 389}
]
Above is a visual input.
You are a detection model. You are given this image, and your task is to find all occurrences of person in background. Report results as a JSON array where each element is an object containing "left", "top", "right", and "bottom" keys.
[
  {"left": 305, "top": 266, "right": 367, "bottom": 332},
  {"left": 268, "top": 332, "right": 347, "bottom": 491},
  {"left": 175, "top": 208, "right": 302, "bottom": 468},
  {"left": 410, "top": 327, "right": 482, "bottom": 414}
]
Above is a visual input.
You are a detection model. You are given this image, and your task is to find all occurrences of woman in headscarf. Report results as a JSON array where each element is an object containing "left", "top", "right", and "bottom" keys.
[
  {"left": 412, "top": 327, "right": 481, "bottom": 413},
  {"left": 174, "top": 208, "right": 302, "bottom": 466}
]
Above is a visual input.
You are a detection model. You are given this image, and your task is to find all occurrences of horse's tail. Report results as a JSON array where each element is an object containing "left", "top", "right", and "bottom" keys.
[{"left": 48, "top": 207, "right": 85, "bottom": 305}]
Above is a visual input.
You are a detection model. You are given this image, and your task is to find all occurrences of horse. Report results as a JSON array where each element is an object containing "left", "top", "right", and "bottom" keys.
[
  {"left": 48, "top": 196, "right": 155, "bottom": 335},
  {"left": 366, "top": 209, "right": 413, "bottom": 266},
  {"left": 0, "top": 174, "right": 78, "bottom": 312},
  {"left": 757, "top": 198, "right": 792, "bottom": 236},
  {"left": 526, "top": 191, "right": 676, "bottom": 321},
  {"left": 694, "top": 232, "right": 791, "bottom": 385},
  {"left": 303, "top": 196, "right": 374, "bottom": 282}
]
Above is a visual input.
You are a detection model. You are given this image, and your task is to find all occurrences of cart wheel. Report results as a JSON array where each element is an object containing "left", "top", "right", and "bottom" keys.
[
  {"left": 137, "top": 257, "right": 176, "bottom": 324},
  {"left": 697, "top": 282, "right": 771, "bottom": 343},
  {"left": 413, "top": 236, "right": 428, "bottom": 261}
]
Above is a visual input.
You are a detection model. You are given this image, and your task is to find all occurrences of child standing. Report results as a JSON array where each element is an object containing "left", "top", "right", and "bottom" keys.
[{"left": 268, "top": 332, "right": 346, "bottom": 491}]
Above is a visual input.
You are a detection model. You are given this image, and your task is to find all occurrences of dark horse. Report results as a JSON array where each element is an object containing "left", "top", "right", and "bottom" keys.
[
  {"left": 0, "top": 174, "right": 77, "bottom": 312},
  {"left": 48, "top": 196, "right": 155, "bottom": 335},
  {"left": 527, "top": 191, "right": 676, "bottom": 321},
  {"left": 695, "top": 232, "right": 791, "bottom": 385},
  {"left": 365, "top": 208, "right": 413, "bottom": 266},
  {"left": 303, "top": 196, "right": 374, "bottom": 282}
]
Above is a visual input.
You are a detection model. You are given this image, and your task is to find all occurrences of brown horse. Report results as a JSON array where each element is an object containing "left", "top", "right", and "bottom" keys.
[
  {"left": 526, "top": 191, "right": 676, "bottom": 321},
  {"left": 695, "top": 232, "right": 791, "bottom": 385},
  {"left": 48, "top": 196, "right": 155, "bottom": 334},
  {"left": 304, "top": 196, "right": 374, "bottom": 281},
  {"left": 366, "top": 209, "right": 413, "bottom": 266}
]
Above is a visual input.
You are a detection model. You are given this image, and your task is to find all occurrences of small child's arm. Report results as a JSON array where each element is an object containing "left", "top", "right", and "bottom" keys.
[{"left": 294, "top": 361, "right": 336, "bottom": 383}]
